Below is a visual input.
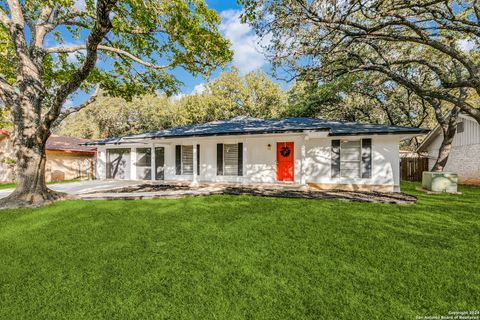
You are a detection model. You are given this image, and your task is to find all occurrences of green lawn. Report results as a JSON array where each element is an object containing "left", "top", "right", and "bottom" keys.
[
  {"left": 0, "top": 183, "right": 15, "bottom": 190},
  {"left": 0, "top": 179, "right": 81, "bottom": 190},
  {"left": 0, "top": 182, "right": 479, "bottom": 319}
]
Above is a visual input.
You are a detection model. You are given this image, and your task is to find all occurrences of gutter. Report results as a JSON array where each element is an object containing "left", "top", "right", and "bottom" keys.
[{"left": 328, "top": 129, "right": 429, "bottom": 136}]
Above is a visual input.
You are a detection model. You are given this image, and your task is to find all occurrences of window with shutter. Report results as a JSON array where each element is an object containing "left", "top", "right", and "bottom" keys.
[
  {"left": 340, "top": 140, "right": 361, "bottom": 178},
  {"left": 331, "top": 140, "right": 340, "bottom": 178},
  {"left": 196, "top": 144, "right": 200, "bottom": 175},
  {"left": 237, "top": 143, "right": 243, "bottom": 176},
  {"left": 361, "top": 138, "right": 372, "bottom": 178},
  {"left": 224, "top": 144, "right": 239, "bottom": 176},
  {"left": 175, "top": 145, "right": 181, "bottom": 175},
  {"left": 181, "top": 145, "right": 193, "bottom": 175},
  {"left": 217, "top": 144, "right": 223, "bottom": 175}
]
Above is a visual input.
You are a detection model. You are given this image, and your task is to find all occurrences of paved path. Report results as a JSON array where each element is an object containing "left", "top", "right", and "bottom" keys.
[{"left": 0, "top": 180, "right": 143, "bottom": 199}]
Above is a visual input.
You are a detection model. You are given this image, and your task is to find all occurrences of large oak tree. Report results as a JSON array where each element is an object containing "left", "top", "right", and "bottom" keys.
[
  {"left": 0, "top": 0, "right": 231, "bottom": 207},
  {"left": 240, "top": 0, "right": 479, "bottom": 171}
]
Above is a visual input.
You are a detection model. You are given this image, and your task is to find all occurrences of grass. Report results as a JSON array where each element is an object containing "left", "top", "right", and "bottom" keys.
[
  {"left": 0, "top": 182, "right": 479, "bottom": 319},
  {"left": 0, "top": 179, "right": 81, "bottom": 190},
  {"left": 0, "top": 183, "right": 15, "bottom": 189}
]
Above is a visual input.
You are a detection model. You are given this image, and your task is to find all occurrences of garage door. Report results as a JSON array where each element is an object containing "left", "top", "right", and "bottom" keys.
[{"left": 106, "top": 148, "right": 131, "bottom": 179}]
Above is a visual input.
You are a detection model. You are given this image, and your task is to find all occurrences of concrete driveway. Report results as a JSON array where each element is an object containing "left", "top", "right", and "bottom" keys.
[{"left": 0, "top": 180, "right": 143, "bottom": 199}]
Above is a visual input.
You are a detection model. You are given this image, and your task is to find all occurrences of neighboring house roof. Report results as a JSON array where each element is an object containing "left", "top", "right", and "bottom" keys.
[
  {"left": 0, "top": 131, "right": 95, "bottom": 154},
  {"left": 84, "top": 116, "right": 429, "bottom": 146},
  {"left": 46, "top": 135, "right": 96, "bottom": 154}
]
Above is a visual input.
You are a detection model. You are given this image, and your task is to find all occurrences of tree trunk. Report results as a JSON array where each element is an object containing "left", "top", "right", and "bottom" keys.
[
  {"left": 431, "top": 106, "right": 460, "bottom": 172},
  {"left": 431, "top": 133, "right": 455, "bottom": 172},
  {"left": 0, "top": 135, "right": 65, "bottom": 208}
]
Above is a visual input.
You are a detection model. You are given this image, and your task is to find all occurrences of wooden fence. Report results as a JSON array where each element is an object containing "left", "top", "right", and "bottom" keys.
[{"left": 400, "top": 157, "right": 429, "bottom": 181}]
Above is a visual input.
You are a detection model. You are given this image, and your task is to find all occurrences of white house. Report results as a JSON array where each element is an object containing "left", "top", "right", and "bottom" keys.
[
  {"left": 417, "top": 113, "right": 480, "bottom": 185},
  {"left": 84, "top": 117, "right": 427, "bottom": 192}
]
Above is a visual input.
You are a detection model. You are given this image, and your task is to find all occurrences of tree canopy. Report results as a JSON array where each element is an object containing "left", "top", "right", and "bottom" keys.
[
  {"left": 0, "top": 0, "right": 232, "bottom": 207},
  {"left": 240, "top": 0, "right": 480, "bottom": 123},
  {"left": 240, "top": 0, "right": 479, "bottom": 170},
  {"left": 57, "top": 68, "right": 288, "bottom": 138},
  {"left": 1, "top": 0, "right": 232, "bottom": 106}
]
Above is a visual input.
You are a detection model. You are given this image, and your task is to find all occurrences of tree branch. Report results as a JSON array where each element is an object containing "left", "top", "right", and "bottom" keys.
[
  {"left": 29, "top": 4, "right": 54, "bottom": 51},
  {"left": 32, "top": 4, "right": 55, "bottom": 49},
  {"left": 358, "top": 64, "right": 480, "bottom": 124},
  {"left": 53, "top": 84, "right": 101, "bottom": 126},
  {"left": 43, "top": 0, "right": 117, "bottom": 130},
  {"left": 300, "top": 3, "right": 480, "bottom": 85},
  {"left": 37, "top": 5, "right": 54, "bottom": 25},
  {"left": 0, "top": 75, "right": 14, "bottom": 92},
  {"left": 0, "top": 75, "right": 16, "bottom": 105},
  {"left": 0, "top": 8, "right": 11, "bottom": 26},
  {"left": 6, "top": 0, "right": 23, "bottom": 25},
  {"left": 46, "top": 44, "right": 171, "bottom": 70}
]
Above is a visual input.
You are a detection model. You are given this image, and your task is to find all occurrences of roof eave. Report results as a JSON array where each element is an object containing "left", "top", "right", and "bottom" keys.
[
  {"left": 82, "top": 128, "right": 429, "bottom": 145},
  {"left": 329, "top": 129, "right": 429, "bottom": 137}
]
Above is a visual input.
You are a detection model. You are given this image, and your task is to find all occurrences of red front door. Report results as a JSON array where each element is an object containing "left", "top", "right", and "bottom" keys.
[{"left": 276, "top": 142, "right": 294, "bottom": 181}]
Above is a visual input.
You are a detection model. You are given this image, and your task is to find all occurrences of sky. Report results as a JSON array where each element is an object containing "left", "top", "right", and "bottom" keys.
[
  {"left": 65, "top": 0, "right": 276, "bottom": 107},
  {"left": 12, "top": 0, "right": 480, "bottom": 108},
  {"left": 172, "top": 0, "right": 272, "bottom": 97}
]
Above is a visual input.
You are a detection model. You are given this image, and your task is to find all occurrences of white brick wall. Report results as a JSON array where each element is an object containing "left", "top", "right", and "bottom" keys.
[{"left": 427, "top": 143, "right": 480, "bottom": 184}]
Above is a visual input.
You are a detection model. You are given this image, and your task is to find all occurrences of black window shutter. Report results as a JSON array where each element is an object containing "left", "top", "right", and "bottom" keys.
[
  {"left": 361, "top": 138, "right": 372, "bottom": 178},
  {"left": 175, "top": 145, "right": 181, "bottom": 175},
  {"left": 331, "top": 140, "right": 341, "bottom": 178},
  {"left": 217, "top": 143, "right": 223, "bottom": 175},
  {"left": 196, "top": 144, "right": 200, "bottom": 175},
  {"left": 237, "top": 143, "right": 243, "bottom": 176}
]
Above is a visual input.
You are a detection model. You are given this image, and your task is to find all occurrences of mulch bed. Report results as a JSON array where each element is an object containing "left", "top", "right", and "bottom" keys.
[
  {"left": 222, "top": 187, "right": 417, "bottom": 204},
  {"left": 108, "top": 184, "right": 192, "bottom": 193},
  {"left": 102, "top": 183, "right": 417, "bottom": 204}
]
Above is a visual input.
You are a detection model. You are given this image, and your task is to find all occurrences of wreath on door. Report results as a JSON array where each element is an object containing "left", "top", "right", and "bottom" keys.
[{"left": 280, "top": 145, "right": 291, "bottom": 157}]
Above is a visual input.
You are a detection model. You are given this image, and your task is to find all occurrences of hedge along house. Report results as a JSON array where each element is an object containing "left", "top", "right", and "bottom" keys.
[{"left": 84, "top": 117, "right": 427, "bottom": 192}]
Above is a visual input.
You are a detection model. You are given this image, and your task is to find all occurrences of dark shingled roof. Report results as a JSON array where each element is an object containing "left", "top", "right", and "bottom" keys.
[{"left": 83, "top": 117, "right": 428, "bottom": 145}]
